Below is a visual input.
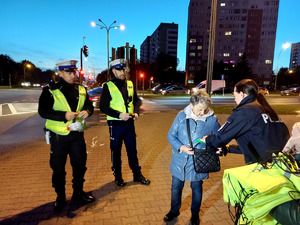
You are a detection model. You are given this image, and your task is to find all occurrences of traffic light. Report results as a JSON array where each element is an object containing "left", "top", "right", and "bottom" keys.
[
  {"left": 88, "top": 76, "right": 92, "bottom": 80},
  {"left": 140, "top": 73, "right": 144, "bottom": 78},
  {"left": 83, "top": 45, "right": 89, "bottom": 57},
  {"left": 79, "top": 69, "right": 85, "bottom": 76}
]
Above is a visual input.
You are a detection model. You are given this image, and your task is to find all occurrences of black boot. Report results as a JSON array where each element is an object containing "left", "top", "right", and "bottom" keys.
[
  {"left": 53, "top": 186, "right": 66, "bottom": 211},
  {"left": 112, "top": 167, "right": 126, "bottom": 187},
  {"left": 134, "top": 174, "right": 151, "bottom": 185},
  {"left": 54, "top": 194, "right": 66, "bottom": 211},
  {"left": 71, "top": 189, "right": 95, "bottom": 203},
  {"left": 133, "top": 166, "right": 151, "bottom": 185},
  {"left": 115, "top": 177, "right": 127, "bottom": 187}
]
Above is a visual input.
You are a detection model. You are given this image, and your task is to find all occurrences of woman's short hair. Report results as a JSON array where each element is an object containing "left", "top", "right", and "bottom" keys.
[
  {"left": 235, "top": 79, "right": 259, "bottom": 96},
  {"left": 190, "top": 90, "right": 212, "bottom": 108}
]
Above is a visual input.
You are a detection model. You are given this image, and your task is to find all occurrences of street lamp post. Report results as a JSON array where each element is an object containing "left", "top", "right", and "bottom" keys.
[
  {"left": 274, "top": 42, "right": 290, "bottom": 91},
  {"left": 24, "top": 63, "right": 31, "bottom": 82},
  {"left": 91, "top": 19, "right": 125, "bottom": 81}
]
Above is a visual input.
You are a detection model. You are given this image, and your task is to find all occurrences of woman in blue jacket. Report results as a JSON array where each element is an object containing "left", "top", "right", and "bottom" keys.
[{"left": 164, "top": 91, "right": 220, "bottom": 225}]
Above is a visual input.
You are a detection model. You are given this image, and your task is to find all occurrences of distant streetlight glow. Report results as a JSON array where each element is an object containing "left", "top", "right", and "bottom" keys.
[
  {"left": 91, "top": 19, "right": 125, "bottom": 80},
  {"left": 274, "top": 42, "right": 290, "bottom": 91},
  {"left": 24, "top": 63, "right": 31, "bottom": 83}
]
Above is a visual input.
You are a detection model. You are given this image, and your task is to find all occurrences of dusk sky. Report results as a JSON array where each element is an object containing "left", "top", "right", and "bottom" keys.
[{"left": 0, "top": 0, "right": 299, "bottom": 75}]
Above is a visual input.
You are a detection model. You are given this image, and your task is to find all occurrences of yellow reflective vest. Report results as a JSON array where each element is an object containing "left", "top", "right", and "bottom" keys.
[
  {"left": 45, "top": 85, "right": 86, "bottom": 135},
  {"left": 106, "top": 80, "right": 134, "bottom": 120},
  {"left": 223, "top": 153, "right": 300, "bottom": 225}
]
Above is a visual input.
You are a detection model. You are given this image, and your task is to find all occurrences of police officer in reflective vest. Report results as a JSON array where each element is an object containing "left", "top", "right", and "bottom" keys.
[
  {"left": 38, "top": 59, "right": 95, "bottom": 211},
  {"left": 100, "top": 58, "right": 150, "bottom": 187}
]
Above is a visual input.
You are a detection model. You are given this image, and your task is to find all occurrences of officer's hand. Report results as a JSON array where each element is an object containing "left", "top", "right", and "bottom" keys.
[
  {"left": 119, "top": 113, "right": 131, "bottom": 121},
  {"left": 77, "top": 110, "right": 89, "bottom": 119},
  {"left": 133, "top": 113, "right": 139, "bottom": 121},
  {"left": 65, "top": 111, "right": 76, "bottom": 121}
]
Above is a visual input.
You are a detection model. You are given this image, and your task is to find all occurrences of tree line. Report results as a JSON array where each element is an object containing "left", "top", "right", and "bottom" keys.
[{"left": 2, "top": 53, "right": 298, "bottom": 90}]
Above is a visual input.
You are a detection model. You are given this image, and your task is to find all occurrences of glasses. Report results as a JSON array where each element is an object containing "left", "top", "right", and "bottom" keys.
[{"left": 114, "top": 66, "right": 126, "bottom": 71}]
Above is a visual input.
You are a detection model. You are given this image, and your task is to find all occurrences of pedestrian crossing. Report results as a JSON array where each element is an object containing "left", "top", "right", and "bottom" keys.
[{"left": 0, "top": 103, "right": 38, "bottom": 117}]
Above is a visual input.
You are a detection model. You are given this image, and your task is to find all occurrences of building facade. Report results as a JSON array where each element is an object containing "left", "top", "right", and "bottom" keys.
[
  {"left": 140, "top": 23, "right": 178, "bottom": 64},
  {"left": 185, "top": 0, "right": 279, "bottom": 85},
  {"left": 289, "top": 42, "right": 300, "bottom": 70}
]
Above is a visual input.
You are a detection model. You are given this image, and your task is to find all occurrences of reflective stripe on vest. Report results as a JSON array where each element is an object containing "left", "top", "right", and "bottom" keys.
[
  {"left": 45, "top": 85, "right": 86, "bottom": 135},
  {"left": 106, "top": 80, "right": 134, "bottom": 120}
]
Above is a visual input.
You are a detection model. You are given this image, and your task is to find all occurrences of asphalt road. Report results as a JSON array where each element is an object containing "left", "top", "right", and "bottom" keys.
[{"left": 0, "top": 89, "right": 299, "bottom": 155}]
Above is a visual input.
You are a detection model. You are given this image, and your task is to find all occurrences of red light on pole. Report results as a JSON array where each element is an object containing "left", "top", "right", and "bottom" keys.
[
  {"left": 79, "top": 69, "right": 85, "bottom": 76},
  {"left": 140, "top": 73, "right": 144, "bottom": 78}
]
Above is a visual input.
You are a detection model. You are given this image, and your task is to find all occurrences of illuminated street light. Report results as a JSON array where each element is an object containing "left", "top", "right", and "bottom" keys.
[
  {"left": 91, "top": 19, "right": 125, "bottom": 81},
  {"left": 274, "top": 42, "right": 290, "bottom": 91},
  {"left": 24, "top": 63, "right": 31, "bottom": 83}
]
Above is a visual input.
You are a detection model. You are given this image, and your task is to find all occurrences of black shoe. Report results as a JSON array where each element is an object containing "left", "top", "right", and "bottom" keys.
[
  {"left": 71, "top": 191, "right": 95, "bottom": 203},
  {"left": 54, "top": 196, "right": 66, "bottom": 211},
  {"left": 115, "top": 178, "right": 127, "bottom": 187},
  {"left": 190, "top": 214, "right": 199, "bottom": 225},
  {"left": 163, "top": 211, "right": 180, "bottom": 222},
  {"left": 134, "top": 175, "right": 151, "bottom": 185}
]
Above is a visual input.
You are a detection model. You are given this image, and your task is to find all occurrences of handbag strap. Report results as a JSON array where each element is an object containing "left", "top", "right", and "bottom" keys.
[{"left": 186, "top": 119, "right": 193, "bottom": 148}]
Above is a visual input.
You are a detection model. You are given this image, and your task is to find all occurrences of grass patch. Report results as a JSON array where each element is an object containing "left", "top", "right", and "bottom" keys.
[{"left": 211, "top": 104, "right": 300, "bottom": 114}]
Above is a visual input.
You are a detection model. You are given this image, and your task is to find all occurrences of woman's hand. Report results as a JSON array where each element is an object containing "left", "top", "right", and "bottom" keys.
[{"left": 180, "top": 145, "right": 194, "bottom": 155}]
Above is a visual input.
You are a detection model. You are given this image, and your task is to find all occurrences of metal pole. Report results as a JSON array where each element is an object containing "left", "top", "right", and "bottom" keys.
[
  {"left": 142, "top": 77, "right": 144, "bottom": 96},
  {"left": 274, "top": 49, "right": 283, "bottom": 91},
  {"left": 126, "top": 42, "right": 130, "bottom": 79},
  {"left": 24, "top": 64, "right": 25, "bottom": 82},
  {"left": 206, "top": 0, "right": 217, "bottom": 96},
  {"left": 107, "top": 29, "right": 110, "bottom": 81},
  {"left": 136, "top": 70, "right": 138, "bottom": 91},
  {"left": 80, "top": 48, "right": 83, "bottom": 84}
]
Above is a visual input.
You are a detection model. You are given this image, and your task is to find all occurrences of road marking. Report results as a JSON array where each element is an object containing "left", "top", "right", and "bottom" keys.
[
  {"left": 8, "top": 104, "right": 17, "bottom": 114},
  {"left": 0, "top": 103, "right": 37, "bottom": 117}
]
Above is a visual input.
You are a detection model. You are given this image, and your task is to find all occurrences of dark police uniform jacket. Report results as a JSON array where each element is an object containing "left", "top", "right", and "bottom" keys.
[
  {"left": 38, "top": 79, "right": 94, "bottom": 127},
  {"left": 99, "top": 77, "right": 141, "bottom": 126},
  {"left": 206, "top": 95, "right": 290, "bottom": 164}
]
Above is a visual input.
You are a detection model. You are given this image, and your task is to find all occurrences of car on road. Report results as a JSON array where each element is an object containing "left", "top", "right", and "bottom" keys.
[
  {"left": 212, "top": 87, "right": 233, "bottom": 95},
  {"left": 259, "top": 87, "right": 269, "bottom": 95},
  {"left": 151, "top": 83, "right": 174, "bottom": 94},
  {"left": 280, "top": 87, "right": 300, "bottom": 96},
  {"left": 161, "top": 85, "right": 189, "bottom": 95},
  {"left": 88, "top": 86, "right": 103, "bottom": 107}
]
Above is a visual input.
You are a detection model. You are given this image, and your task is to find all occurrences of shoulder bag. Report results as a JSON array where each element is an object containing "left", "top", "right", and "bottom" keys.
[{"left": 186, "top": 119, "right": 220, "bottom": 173}]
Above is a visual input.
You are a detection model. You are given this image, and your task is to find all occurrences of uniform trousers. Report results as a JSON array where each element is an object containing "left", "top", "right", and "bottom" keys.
[
  {"left": 108, "top": 122, "right": 141, "bottom": 178},
  {"left": 49, "top": 131, "right": 87, "bottom": 195}
]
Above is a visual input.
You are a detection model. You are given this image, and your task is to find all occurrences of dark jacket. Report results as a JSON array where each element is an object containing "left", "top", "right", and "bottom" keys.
[
  {"left": 206, "top": 95, "right": 290, "bottom": 164},
  {"left": 38, "top": 79, "right": 94, "bottom": 122},
  {"left": 99, "top": 78, "right": 141, "bottom": 126}
]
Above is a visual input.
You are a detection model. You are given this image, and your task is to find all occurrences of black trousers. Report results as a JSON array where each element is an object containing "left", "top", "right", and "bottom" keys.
[
  {"left": 109, "top": 123, "right": 141, "bottom": 178},
  {"left": 49, "top": 131, "right": 87, "bottom": 195}
]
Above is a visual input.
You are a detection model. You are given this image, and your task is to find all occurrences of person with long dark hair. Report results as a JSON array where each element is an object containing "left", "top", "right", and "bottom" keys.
[{"left": 203, "top": 79, "right": 289, "bottom": 165}]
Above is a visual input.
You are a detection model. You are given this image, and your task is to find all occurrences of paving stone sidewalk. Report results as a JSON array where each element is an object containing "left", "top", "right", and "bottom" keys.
[{"left": 0, "top": 110, "right": 297, "bottom": 225}]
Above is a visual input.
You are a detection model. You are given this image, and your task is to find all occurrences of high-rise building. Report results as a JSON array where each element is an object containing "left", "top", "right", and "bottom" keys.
[
  {"left": 289, "top": 42, "right": 300, "bottom": 70},
  {"left": 186, "top": 0, "right": 279, "bottom": 85},
  {"left": 140, "top": 23, "right": 178, "bottom": 64}
]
